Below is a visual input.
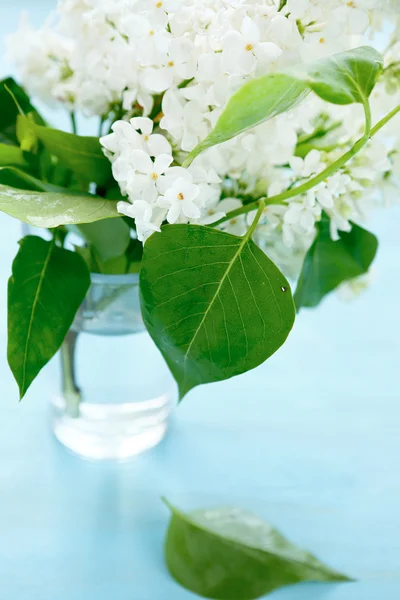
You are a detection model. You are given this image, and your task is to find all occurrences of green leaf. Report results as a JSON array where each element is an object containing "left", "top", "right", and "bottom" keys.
[
  {"left": 74, "top": 245, "right": 103, "bottom": 274},
  {"left": 140, "top": 224, "right": 295, "bottom": 400},
  {"left": 0, "top": 78, "right": 43, "bottom": 145},
  {"left": 74, "top": 233, "right": 142, "bottom": 275},
  {"left": 294, "top": 137, "right": 338, "bottom": 159},
  {"left": 74, "top": 219, "right": 131, "bottom": 263},
  {"left": 17, "top": 116, "right": 112, "bottom": 186},
  {"left": 0, "top": 166, "right": 72, "bottom": 192},
  {"left": 0, "top": 170, "right": 130, "bottom": 267},
  {"left": 100, "top": 254, "right": 130, "bottom": 275},
  {"left": 0, "top": 184, "right": 120, "bottom": 228},
  {"left": 8, "top": 236, "right": 90, "bottom": 399},
  {"left": 290, "top": 46, "right": 383, "bottom": 106},
  {"left": 294, "top": 216, "right": 378, "bottom": 310},
  {"left": 164, "top": 501, "right": 352, "bottom": 600},
  {"left": 15, "top": 116, "right": 73, "bottom": 185},
  {"left": 0, "top": 143, "right": 28, "bottom": 167},
  {"left": 184, "top": 46, "right": 383, "bottom": 165},
  {"left": 184, "top": 74, "right": 309, "bottom": 165},
  {"left": 125, "top": 237, "right": 143, "bottom": 271}
]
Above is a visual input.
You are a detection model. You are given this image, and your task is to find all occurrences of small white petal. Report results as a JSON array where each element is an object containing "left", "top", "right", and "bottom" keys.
[
  {"left": 131, "top": 150, "right": 154, "bottom": 174},
  {"left": 182, "top": 200, "right": 201, "bottom": 219},
  {"left": 289, "top": 156, "right": 303, "bottom": 175},
  {"left": 154, "top": 153, "right": 173, "bottom": 175},
  {"left": 167, "top": 202, "right": 182, "bottom": 224},
  {"left": 305, "top": 149, "right": 321, "bottom": 170},
  {"left": 147, "top": 133, "right": 172, "bottom": 157},
  {"left": 143, "top": 67, "right": 173, "bottom": 93},
  {"left": 221, "top": 31, "right": 243, "bottom": 53},
  {"left": 130, "top": 117, "right": 153, "bottom": 136},
  {"left": 117, "top": 201, "right": 134, "bottom": 218},
  {"left": 241, "top": 16, "right": 260, "bottom": 45},
  {"left": 100, "top": 133, "right": 119, "bottom": 153},
  {"left": 256, "top": 42, "right": 282, "bottom": 62}
]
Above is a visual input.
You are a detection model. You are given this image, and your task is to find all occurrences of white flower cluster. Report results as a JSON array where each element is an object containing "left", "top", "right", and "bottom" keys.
[
  {"left": 101, "top": 115, "right": 221, "bottom": 240},
  {"left": 7, "top": 0, "right": 400, "bottom": 278}
]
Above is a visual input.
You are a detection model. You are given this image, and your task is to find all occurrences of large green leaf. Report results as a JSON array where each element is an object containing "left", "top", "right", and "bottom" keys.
[
  {"left": 294, "top": 216, "right": 378, "bottom": 310},
  {"left": 184, "top": 46, "right": 383, "bottom": 165},
  {"left": 0, "top": 168, "right": 130, "bottom": 263},
  {"left": 8, "top": 236, "right": 90, "bottom": 399},
  {"left": 17, "top": 116, "right": 112, "bottom": 186},
  {"left": 0, "top": 166, "right": 73, "bottom": 192},
  {"left": 164, "top": 501, "right": 351, "bottom": 600},
  {"left": 140, "top": 224, "right": 295, "bottom": 400},
  {"left": 0, "top": 78, "right": 43, "bottom": 145},
  {"left": 0, "top": 184, "right": 120, "bottom": 228}
]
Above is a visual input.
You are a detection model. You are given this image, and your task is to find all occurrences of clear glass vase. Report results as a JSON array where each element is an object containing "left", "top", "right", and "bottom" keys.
[{"left": 50, "top": 273, "right": 176, "bottom": 461}]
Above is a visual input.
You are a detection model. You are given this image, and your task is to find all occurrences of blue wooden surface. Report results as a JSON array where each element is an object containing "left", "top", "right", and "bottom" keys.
[{"left": 1, "top": 3, "right": 400, "bottom": 599}]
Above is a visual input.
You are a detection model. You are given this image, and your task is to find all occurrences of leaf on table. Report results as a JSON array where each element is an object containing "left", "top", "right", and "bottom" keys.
[
  {"left": 164, "top": 501, "right": 352, "bottom": 600},
  {"left": 140, "top": 224, "right": 295, "bottom": 400},
  {"left": 184, "top": 46, "right": 383, "bottom": 165},
  {"left": 17, "top": 115, "right": 112, "bottom": 186},
  {"left": 8, "top": 236, "right": 90, "bottom": 399},
  {"left": 294, "top": 216, "right": 378, "bottom": 310},
  {"left": 0, "top": 183, "right": 120, "bottom": 228}
]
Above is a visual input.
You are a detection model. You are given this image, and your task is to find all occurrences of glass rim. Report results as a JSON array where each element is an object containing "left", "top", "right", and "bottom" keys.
[{"left": 90, "top": 272, "right": 139, "bottom": 286}]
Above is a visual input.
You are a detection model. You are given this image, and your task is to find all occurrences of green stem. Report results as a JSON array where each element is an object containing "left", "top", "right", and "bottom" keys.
[
  {"left": 98, "top": 116, "right": 106, "bottom": 138},
  {"left": 212, "top": 101, "right": 400, "bottom": 228},
  {"left": 246, "top": 199, "right": 265, "bottom": 238},
  {"left": 296, "top": 120, "right": 341, "bottom": 146},
  {"left": 60, "top": 329, "right": 81, "bottom": 418},
  {"left": 70, "top": 112, "right": 78, "bottom": 135}
]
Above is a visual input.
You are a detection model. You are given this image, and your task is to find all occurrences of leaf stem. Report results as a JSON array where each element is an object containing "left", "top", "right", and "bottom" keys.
[
  {"left": 70, "top": 112, "right": 78, "bottom": 135},
  {"left": 60, "top": 330, "right": 81, "bottom": 418},
  {"left": 98, "top": 116, "right": 106, "bottom": 138},
  {"left": 245, "top": 199, "right": 265, "bottom": 239},
  {"left": 296, "top": 120, "right": 342, "bottom": 146},
  {"left": 212, "top": 101, "right": 400, "bottom": 228}
]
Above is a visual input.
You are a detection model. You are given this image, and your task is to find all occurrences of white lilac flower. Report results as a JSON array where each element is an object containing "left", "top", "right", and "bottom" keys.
[
  {"left": 289, "top": 150, "right": 325, "bottom": 179},
  {"left": 220, "top": 16, "right": 282, "bottom": 76},
  {"left": 129, "top": 117, "right": 172, "bottom": 157},
  {"left": 117, "top": 200, "right": 160, "bottom": 242},
  {"left": 157, "top": 172, "right": 203, "bottom": 223},
  {"left": 8, "top": 0, "right": 400, "bottom": 279},
  {"left": 101, "top": 117, "right": 172, "bottom": 157},
  {"left": 127, "top": 151, "right": 174, "bottom": 203}
]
